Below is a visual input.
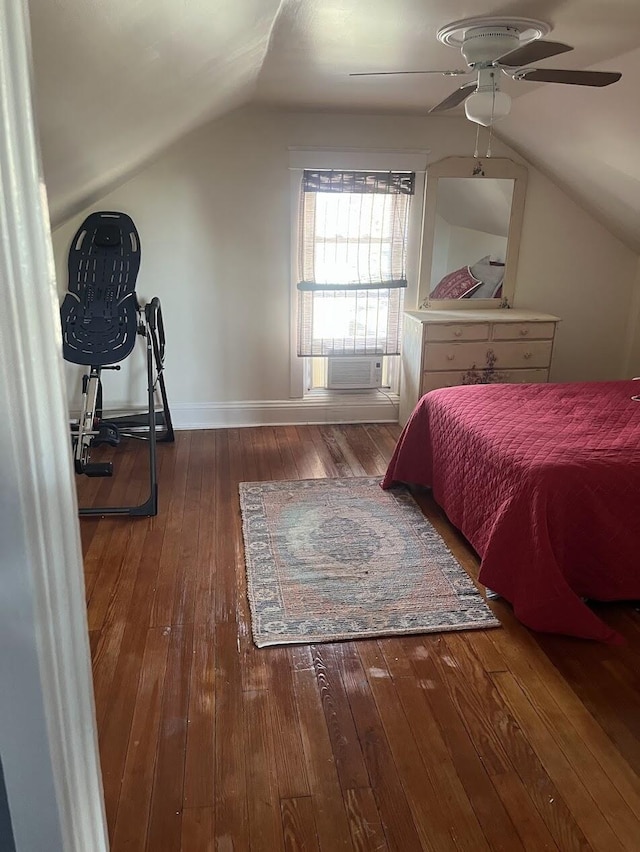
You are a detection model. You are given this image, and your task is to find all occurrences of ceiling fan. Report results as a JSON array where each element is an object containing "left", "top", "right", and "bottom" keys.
[{"left": 351, "top": 17, "right": 622, "bottom": 127}]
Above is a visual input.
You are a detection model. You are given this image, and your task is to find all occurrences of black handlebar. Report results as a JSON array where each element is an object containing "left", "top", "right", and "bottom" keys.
[{"left": 145, "top": 297, "right": 166, "bottom": 364}]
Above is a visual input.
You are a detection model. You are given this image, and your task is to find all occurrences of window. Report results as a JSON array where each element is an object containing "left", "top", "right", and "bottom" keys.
[{"left": 296, "top": 170, "right": 416, "bottom": 359}]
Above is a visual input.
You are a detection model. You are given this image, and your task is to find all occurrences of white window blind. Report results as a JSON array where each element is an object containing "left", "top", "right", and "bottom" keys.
[{"left": 297, "top": 170, "right": 415, "bottom": 357}]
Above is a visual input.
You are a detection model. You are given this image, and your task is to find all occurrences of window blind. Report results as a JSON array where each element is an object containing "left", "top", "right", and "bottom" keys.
[{"left": 297, "top": 169, "right": 415, "bottom": 357}]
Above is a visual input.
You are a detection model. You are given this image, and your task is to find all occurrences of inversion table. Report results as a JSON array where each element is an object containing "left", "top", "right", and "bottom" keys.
[{"left": 60, "top": 211, "right": 174, "bottom": 516}]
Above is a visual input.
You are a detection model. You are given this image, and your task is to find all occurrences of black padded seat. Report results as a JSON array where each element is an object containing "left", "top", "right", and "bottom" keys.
[{"left": 61, "top": 211, "right": 141, "bottom": 366}]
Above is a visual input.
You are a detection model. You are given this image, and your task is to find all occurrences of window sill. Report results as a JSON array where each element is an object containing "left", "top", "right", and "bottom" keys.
[{"left": 303, "top": 388, "right": 399, "bottom": 403}]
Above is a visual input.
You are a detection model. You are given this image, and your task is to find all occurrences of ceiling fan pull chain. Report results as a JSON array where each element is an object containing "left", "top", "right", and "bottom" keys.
[
  {"left": 474, "top": 123, "right": 480, "bottom": 158},
  {"left": 486, "top": 80, "right": 495, "bottom": 157}
]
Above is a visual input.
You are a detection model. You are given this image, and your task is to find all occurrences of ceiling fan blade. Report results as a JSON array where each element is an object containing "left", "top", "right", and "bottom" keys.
[
  {"left": 349, "top": 69, "right": 469, "bottom": 77},
  {"left": 515, "top": 68, "right": 622, "bottom": 87},
  {"left": 498, "top": 39, "right": 573, "bottom": 67},
  {"left": 428, "top": 82, "right": 477, "bottom": 113}
]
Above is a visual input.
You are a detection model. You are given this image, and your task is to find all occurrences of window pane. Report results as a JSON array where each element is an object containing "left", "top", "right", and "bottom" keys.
[
  {"left": 298, "top": 287, "right": 405, "bottom": 356},
  {"left": 297, "top": 170, "right": 413, "bottom": 357},
  {"left": 305, "top": 192, "right": 409, "bottom": 286}
]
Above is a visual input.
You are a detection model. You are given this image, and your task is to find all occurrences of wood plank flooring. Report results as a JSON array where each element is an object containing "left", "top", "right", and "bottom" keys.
[{"left": 77, "top": 424, "right": 640, "bottom": 851}]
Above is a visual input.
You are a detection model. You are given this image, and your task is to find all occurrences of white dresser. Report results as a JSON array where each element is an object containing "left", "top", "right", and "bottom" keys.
[{"left": 400, "top": 309, "right": 560, "bottom": 424}]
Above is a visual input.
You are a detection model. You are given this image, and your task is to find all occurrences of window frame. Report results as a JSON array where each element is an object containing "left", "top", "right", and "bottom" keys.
[{"left": 288, "top": 148, "right": 428, "bottom": 398}]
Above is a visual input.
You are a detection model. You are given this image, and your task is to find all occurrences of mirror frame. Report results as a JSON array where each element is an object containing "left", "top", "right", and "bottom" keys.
[{"left": 417, "top": 156, "right": 528, "bottom": 310}]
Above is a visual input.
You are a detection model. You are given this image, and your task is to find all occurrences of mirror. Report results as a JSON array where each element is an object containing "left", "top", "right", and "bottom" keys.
[
  {"left": 418, "top": 157, "right": 527, "bottom": 309},
  {"left": 430, "top": 178, "right": 512, "bottom": 299}
]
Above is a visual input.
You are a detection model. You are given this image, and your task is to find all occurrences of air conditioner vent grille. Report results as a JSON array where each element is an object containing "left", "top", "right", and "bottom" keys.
[{"left": 327, "top": 356, "right": 383, "bottom": 389}]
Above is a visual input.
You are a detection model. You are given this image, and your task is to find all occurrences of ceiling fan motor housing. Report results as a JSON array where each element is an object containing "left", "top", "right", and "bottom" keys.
[{"left": 461, "top": 27, "right": 521, "bottom": 65}]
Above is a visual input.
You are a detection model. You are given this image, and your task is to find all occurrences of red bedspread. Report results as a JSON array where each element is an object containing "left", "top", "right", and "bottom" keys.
[{"left": 383, "top": 381, "right": 640, "bottom": 643}]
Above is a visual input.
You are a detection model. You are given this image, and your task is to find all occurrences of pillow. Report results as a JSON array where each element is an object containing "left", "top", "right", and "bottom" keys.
[
  {"left": 469, "top": 255, "right": 505, "bottom": 290},
  {"left": 431, "top": 266, "right": 480, "bottom": 300},
  {"left": 464, "top": 280, "right": 503, "bottom": 299}
]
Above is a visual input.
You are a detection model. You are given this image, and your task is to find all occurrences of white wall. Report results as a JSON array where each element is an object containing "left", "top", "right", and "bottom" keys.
[
  {"left": 515, "top": 167, "right": 638, "bottom": 381},
  {"left": 51, "top": 105, "right": 640, "bottom": 423},
  {"left": 625, "top": 257, "right": 640, "bottom": 376}
]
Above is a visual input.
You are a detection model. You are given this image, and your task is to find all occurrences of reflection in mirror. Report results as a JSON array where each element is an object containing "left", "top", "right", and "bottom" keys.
[{"left": 430, "top": 178, "right": 514, "bottom": 300}]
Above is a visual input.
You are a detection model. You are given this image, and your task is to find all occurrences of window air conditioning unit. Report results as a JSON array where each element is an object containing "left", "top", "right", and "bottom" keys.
[{"left": 327, "top": 356, "right": 383, "bottom": 390}]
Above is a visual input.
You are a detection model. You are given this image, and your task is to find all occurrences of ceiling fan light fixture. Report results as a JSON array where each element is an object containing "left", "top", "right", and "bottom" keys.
[{"left": 465, "top": 89, "right": 511, "bottom": 126}]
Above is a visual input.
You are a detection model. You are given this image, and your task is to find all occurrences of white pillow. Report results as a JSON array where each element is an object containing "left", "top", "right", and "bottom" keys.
[{"left": 469, "top": 255, "right": 505, "bottom": 289}]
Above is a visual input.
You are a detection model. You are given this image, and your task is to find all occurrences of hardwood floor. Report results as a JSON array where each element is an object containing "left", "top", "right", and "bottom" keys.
[{"left": 77, "top": 424, "right": 640, "bottom": 851}]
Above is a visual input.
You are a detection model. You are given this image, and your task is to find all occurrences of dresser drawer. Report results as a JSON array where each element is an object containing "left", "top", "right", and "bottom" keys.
[
  {"left": 424, "top": 342, "right": 495, "bottom": 371},
  {"left": 424, "top": 340, "right": 553, "bottom": 372},
  {"left": 421, "top": 368, "right": 549, "bottom": 394},
  {"left": 425, "top": 322, "right": 489, "bottom": 342},
  {"left": 491, "top": 340, "right": 553, "bottom": 369},
  {"left": 491, "top": 321, "right": 556, "bottom": 341}
]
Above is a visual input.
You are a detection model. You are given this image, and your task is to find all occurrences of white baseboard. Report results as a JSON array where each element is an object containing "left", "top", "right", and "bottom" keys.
[
  {"left": 76, "top": 393, "right": 400, "bottom": 430},
  {"left": 173, "top": 392, "right": 400, "bottom": 429}
]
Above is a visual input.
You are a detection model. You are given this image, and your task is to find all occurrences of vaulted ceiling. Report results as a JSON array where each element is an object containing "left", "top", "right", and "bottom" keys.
[{"left": 28, "top": 0, "right": 640, "bottom": 252}]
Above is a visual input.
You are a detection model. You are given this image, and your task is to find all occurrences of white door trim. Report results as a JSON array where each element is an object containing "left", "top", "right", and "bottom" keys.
[{"left": 0, "top": 2, "right": 107, "bottom": 850}]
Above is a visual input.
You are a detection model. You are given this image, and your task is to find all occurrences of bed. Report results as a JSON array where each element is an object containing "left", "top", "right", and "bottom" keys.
[{"left": 382, "top": 380, "right": 640, "bottom": 643}]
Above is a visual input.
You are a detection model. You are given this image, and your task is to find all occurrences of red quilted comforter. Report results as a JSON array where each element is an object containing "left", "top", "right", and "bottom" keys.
[{"left": 382, "top": 381, "right": 640, "bottom": 643}]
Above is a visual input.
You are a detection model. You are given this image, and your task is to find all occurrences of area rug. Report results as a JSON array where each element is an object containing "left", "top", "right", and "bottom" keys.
[{"left": 239, "top": 477, "right": 500, "bottom": 647}]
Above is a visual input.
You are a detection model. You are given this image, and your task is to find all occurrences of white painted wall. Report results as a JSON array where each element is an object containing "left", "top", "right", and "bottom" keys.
[
  {"left": 625, "top": 257, "right": 640, "bottom": 376},
  {"left": 515, "top": 167, "right": 638, "bottom": 381},
  {"left": 51, "top": 106, "right": 640, "bottom": 425}
]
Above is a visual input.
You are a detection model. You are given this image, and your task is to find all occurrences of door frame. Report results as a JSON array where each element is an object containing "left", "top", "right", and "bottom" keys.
[{"left": 0, "top": 1, "right": 108, "bottom": 849}]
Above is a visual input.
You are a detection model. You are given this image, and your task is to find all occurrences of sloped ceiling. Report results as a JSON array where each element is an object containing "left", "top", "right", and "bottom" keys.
[
  {"left": 29, "top": 0, "right": 640, "bottom": 251},
  {"left": 28, "top": 0, "right": 283, "bottom": 225},
  {"left": 437, "top": 178, "right": 513, "bottom": 237}
]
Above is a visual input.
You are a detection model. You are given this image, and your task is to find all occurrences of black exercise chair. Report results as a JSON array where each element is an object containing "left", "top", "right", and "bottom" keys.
[{"left": 60, "top": 211, "right": 174, "bottom": 516}]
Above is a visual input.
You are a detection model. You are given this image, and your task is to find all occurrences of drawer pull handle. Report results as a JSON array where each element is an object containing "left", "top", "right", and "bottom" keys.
[
  {"left": 446, "top": 354, "right": 455, "bottom": 361},
  {"left": 524, "top": 352, "right": 533, "bottom": 359},
  {"left": 454, "top": 329, "right": 463, "bottom": 337},
  {"left": 519, "top": 328, "right": 529, "bottom": 336}
]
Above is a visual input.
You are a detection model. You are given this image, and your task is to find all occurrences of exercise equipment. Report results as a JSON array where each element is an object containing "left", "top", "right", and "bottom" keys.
[{"left": 60, "top": 211, "right": 174, "bottom": 516}]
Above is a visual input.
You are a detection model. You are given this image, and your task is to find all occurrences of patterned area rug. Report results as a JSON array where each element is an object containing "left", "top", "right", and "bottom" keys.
[{"left": 239, "top": 477, "right": 500, "bottom": 647}]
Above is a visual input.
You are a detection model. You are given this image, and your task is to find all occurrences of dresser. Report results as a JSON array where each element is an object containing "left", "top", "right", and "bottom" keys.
[{"left": 400, "top": 309, "right": 560, "bottom": 424}]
